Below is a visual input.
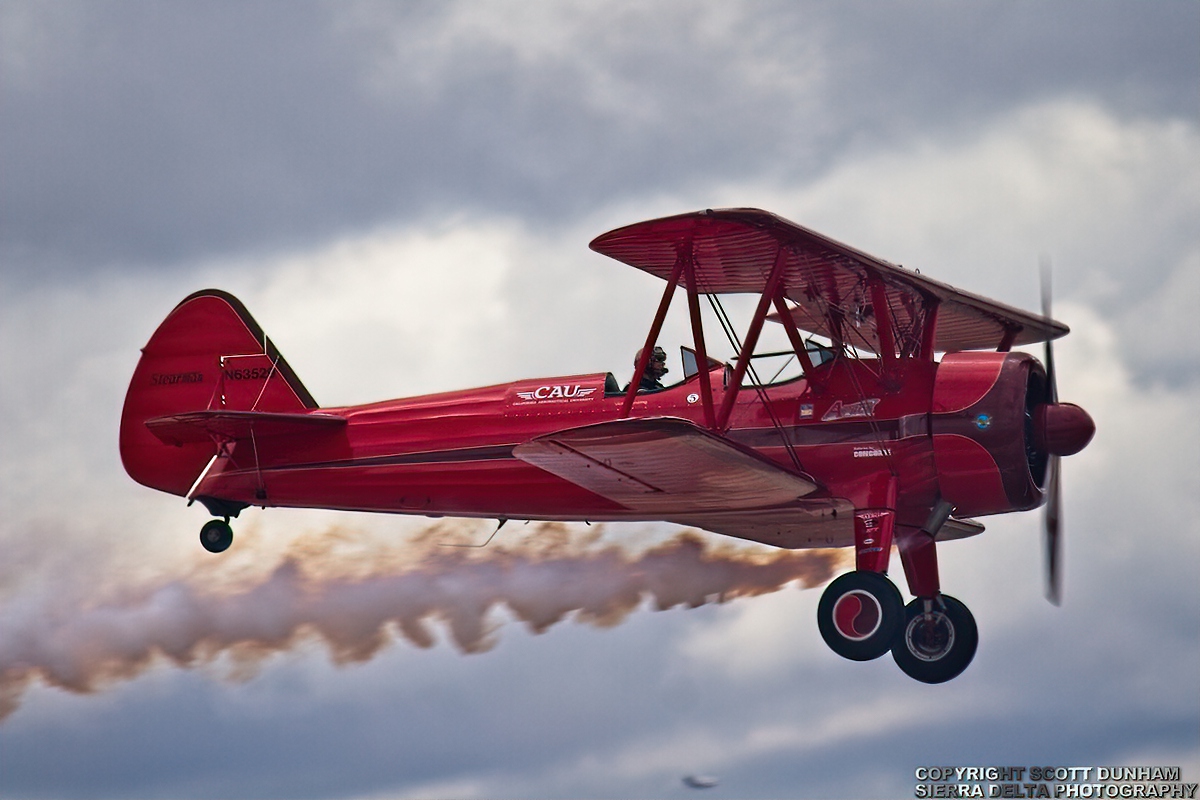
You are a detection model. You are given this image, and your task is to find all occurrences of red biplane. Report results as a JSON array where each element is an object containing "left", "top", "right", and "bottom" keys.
[{"left": 120, "top": 209, "right": 1094, "bottom": 683}]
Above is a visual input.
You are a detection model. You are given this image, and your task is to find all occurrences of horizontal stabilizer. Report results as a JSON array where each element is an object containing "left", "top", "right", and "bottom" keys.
[
  {"left": 146, "top": 410, "right": 346, "bottom": 446},
  {"left": 514, "top": 417, "right": 819, "bottom": 514}
]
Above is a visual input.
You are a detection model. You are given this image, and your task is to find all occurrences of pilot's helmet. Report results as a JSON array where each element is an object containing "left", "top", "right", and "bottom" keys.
[{"left": 635, "top": 346, "right": 669, "bottom": 374}]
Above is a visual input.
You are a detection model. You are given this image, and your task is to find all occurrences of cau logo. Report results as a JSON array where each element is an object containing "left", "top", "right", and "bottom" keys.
[{"left": 515, "top": 384, "right": 598, "bottom": 402}]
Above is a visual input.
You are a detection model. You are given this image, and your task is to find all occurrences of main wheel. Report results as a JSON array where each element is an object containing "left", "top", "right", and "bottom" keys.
[
  {"left": 199, "top": 519, "right": 234, "bottom": 553},
  {"left": 891, "top": 595, "right": 978, "bottom": 683},
  {"left": 817, "top": 571, "right": 904, "bottom": 661}
]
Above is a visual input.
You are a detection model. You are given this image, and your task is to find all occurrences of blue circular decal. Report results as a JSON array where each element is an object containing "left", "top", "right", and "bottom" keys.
[{"left": 974, "top": 413, "right": 992, "bottom": 430}]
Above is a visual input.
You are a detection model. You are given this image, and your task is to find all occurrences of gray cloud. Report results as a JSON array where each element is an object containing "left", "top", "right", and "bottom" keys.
[
  {"left": 819, "top": 1, "right": 1199, "bottom": 128},
  {"left": 3, "top": 1, "right": 1195, "bottom": 278}
]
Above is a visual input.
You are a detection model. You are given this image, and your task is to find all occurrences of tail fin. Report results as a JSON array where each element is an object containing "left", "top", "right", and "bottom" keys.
[{"left": 119, "top": 290, "right": 317, "bottom": 497}]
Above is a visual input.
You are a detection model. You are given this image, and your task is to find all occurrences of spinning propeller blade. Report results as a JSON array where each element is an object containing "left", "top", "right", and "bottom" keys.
[
  {"left": 1044, "top": 453, "right": 1063, "bottom": 605},
  {"left": 1041, "top": 260, "right": 1058, "bottom": 405},
  {"left": 1040, "top": 258, "right": 1062, "bottom": 605}
]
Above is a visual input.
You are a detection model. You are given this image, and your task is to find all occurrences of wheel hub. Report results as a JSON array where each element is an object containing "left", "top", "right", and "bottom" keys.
[
  {"left": 832, "top": 590, "right": 883, "bottom": 640},
  {"left": 904, "top": 612, "right": 955, "bottom": 662}
]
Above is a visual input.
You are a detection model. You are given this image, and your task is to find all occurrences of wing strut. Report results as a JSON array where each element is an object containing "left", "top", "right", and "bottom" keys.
[
  {"left": 683, "top": 242, "right": 717, "bottom": 429},
  {"left": 707, "top": 292, "right": 806, "bottom": 475},
  {"left": 920, "top": 299, "right": 940, "bottom": 361},
  {"left": 771, "top": 292, "right": 820, "bottom": 389},
  {"left": 869, "top": 273, "right": 898, "bottom": 375},
  {"left": 716, "top": 245, "right": 788, "bottom": 429},
  {"left": 997, "top": 325, "right": 1019, "bottom": 353},
  {"left": 621, "top": 246, "right": 686, "bottom": 418}
]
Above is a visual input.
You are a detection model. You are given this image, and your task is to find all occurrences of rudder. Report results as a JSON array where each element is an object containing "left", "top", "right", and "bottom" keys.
[{"left": 119, "top": 290, "right": 317, "bottom": 497}]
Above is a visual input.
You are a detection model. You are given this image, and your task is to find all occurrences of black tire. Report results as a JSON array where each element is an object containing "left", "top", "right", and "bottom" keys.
[
  {"left": 891, "top": 594, "right": 978, "bottom": 683},
  {"left": 199, "top": 519, "right": 234, "bottom": 553},
  {"left": 817, "top": 571, "right": 905, "bottom": 661}
]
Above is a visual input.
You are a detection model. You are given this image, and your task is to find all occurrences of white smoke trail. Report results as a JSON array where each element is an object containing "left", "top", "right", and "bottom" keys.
[{"left": 0, "top": 521, "right": 845, "bottom": 720}]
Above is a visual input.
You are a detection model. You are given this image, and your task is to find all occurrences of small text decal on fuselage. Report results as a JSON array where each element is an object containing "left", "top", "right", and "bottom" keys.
[
  {"left": 224, "top": 367, "right": 274, "bottom": 381},
  {"left": 822, "top": 398, "right": 881, "bottom": 421},
  {"left": 515, "top": 385, "right": 598, "bottom": 403},
  {"left": 853, "top": 446, "right": 892, "bottom": 458},
  {"left": 151, "top": 371, "right": 204, "bottom": 386}
]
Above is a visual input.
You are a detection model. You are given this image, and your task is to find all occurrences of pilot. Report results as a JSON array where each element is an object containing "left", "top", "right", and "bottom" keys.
[{"left": 625, "top": 346, "right": 669, "bottom": 392}]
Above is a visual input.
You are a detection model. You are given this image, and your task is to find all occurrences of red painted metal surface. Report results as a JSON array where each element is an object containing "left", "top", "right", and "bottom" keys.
[
  {"left": 929, "top": 435, "right": 1010, "bottom": 516},
  {"left": 854, "top": 510, "right": 896, "bottom": 573},
  {"left": 122, "top": 292, "right": 1035, "bottom": 538},
  {"left": 1034, "top": 402, "right": 1096, "bottom": 456},
  {"left": 931, "top": 352, "right": 1005, "bottom": 414},
  {"left": 897, "top": 527, "right": 941, "bottom": 598}
]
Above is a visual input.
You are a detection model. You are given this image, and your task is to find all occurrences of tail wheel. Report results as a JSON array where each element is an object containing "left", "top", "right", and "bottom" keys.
[
  {"left": 891, "top": 595, "right": 978, "bottom": 683},
  {"left": 200, "top": 519, "right": 234, "bottom": 553},
  {"left": 817, "top": 571, "right": 904, "bottom": 661}
]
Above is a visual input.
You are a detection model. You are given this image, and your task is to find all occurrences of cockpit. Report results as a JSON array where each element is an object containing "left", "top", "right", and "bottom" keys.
[{"left": 606, "top": 339, "right": 837, "bottom": 397}]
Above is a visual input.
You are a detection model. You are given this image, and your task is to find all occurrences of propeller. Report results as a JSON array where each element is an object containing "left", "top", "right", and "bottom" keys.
[
  {"left": 1040, "top": 259, "right": 1063, "bottom": 605},
  {"left": 1044, "top": 455, "right": 1062, "bottom": 604},
  {"left": 1036, "top": 260, "right": 1094, "bottom": 604}
]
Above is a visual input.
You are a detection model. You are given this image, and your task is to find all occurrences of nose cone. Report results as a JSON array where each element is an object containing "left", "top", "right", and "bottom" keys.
[{"left": 1033, "top": 403, "right": 1096, "bottom": 457}]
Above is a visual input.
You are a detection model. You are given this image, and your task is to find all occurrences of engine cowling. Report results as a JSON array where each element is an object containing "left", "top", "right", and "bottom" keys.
[{"left": 930, "top": 351, "right": 1093, "bottom": 518}]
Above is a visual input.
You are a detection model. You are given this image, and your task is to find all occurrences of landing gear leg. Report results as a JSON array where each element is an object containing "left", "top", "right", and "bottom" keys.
[
  {"left": 817, "top": 508, "right": 904, "bottom": 661},
  {"left": 892, "top": 520, "right": 978, "bottom": 682},
  {"left": 200, "top": 518, "right": 234, "bottom": 553}
]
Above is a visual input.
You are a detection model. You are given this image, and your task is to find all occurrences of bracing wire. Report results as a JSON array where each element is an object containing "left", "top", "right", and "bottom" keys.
[
  {"left": 787, "top": 267, "right": 899, "bottom": 477},
  {"left": 705, "top": 293, "right": 805, "bottom": 475}
]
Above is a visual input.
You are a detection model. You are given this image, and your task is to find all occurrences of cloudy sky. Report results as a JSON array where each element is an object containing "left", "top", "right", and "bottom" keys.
[{"left": 2, "top": 2, "right": 1198, "bottom": 798}]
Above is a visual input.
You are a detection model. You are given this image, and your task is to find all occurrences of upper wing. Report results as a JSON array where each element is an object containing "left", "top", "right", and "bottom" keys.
[
  {"left": 590, "top": 208, "right": 1067, "bottom": 353},
  {"left": 513, "top": 417, "right": 819, "bottom": 514},
  {"left": 145, "top": 409, "right": 346, "bottom": 446}
]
